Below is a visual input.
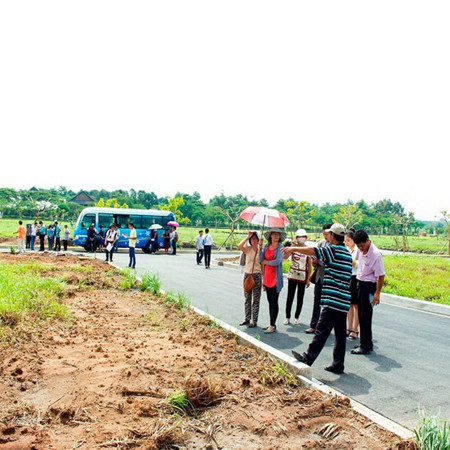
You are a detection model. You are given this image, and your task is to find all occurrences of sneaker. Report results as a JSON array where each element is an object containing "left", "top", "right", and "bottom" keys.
[
  {"left": 283, "top": 319, "right": 290, "bottom": 325},
  {"left": 264, "top": 326, "right": 276, "bottom": 334}
]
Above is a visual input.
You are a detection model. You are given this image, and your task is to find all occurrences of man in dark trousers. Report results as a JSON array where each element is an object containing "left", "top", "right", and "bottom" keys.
[
  {"left": 283, "top": 224, "right": 353, "bottom": 374},
  {"left": 351, "top": 230, "right": 385, "bottom": 355},
  {"left": 305, "top": 223, "right": 332, "bottom": 334}
]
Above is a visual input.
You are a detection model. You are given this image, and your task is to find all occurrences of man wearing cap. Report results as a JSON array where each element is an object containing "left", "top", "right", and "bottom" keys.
[
  {"left": 282, "top": 224, "right": 353, "bottom": 374},
  {"left": 351, "top": 230, "right": 385, "bottom": 355}
]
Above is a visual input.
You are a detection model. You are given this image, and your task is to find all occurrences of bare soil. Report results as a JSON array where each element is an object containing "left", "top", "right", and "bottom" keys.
[{"left": 0, "top": 254, "right": 410, "bottom": 449}]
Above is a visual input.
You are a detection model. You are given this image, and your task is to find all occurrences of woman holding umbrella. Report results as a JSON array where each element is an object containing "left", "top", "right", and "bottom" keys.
[{"left": 260, "top": 229, "right": 286, "bottom": 334}]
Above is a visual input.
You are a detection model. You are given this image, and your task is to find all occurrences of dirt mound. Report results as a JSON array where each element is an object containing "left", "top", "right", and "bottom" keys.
[{"left": 0, "top": 254, "right": 405, "bottom": 449}]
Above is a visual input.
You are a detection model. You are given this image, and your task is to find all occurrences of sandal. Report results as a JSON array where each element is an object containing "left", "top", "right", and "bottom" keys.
[
  {"left": 239, "top": 320, "right": 250, "bottom": 326},
  {"left": 294, "top": 319, "right": 299, "bottom": 325},
  {"left": 348, "top": 331, "right": 359, "bottom": 340},
  {"left": 283, "top": 319, "right": 290, "bottom": 325}
]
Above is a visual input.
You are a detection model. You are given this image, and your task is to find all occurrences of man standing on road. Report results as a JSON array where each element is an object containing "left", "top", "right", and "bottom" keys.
[
  {"left": 351, "top": 230, "right": 385, "bottom": 355},
  {"left": 123, "top": 222, "right": 137, "bottom": 269},
  {"left": 195, "top": 230, "right": 204, "bottom": 265},
  {"left": 284, "top": 224, "right": 353, "bottom": 374},
  {"left": 203, "top": 228, "right": 216, "bottom": 269},
  {"left": 305, "top": 223, "right": 332, "bottom": 334},
  {"left": 62, "top": 225, "right": 70, "bottom": 251},
  {"left": 14, "top": 221, "right": 26, "bottom": 253}
]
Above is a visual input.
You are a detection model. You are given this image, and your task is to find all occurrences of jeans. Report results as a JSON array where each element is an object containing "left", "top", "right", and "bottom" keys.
[
  {"left": 128, "top": 247, "right": 136, "bottom": 268},
  {"left": 357, "top": 280, "right": 377, "bottom": 351},
  {"left": 285, "top": 279, "right": 306, "bottom": 320},
  {"left": 48, "top": 237, "right": 54, "bottom": 251},
  {"left": 39, "top": 235, "right": 45, "bottom": 251},
  {"left": 265, "top": 285, "right": 280, "bottom": 327},
  {"left": 303, "top": 306, "right": 348, "bottom": 370},
  {"left": 63, "top": 240, "right": 68, "bottom": 251},
  {"left": 54, "top": 237, "right": 61, "bottom": 251},
  {"left": 30, "top": 235, "right": 36, "bottom": 250},
  {"left": 196, "top": 249, "right": 204, "bottom": 264}
]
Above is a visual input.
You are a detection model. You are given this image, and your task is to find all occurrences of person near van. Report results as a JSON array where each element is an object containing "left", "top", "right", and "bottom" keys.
[
  {"left": 39, "top": 221, "right": 46, "bottom": 251},
  {"left": 351, "top": 229, "right": 385, "bottom": 355},
  {"left": 47, "top": 224, "right": 55, "bottom": 251},
  {"left": 54, "top": 221, "right": 61, "bottom": 251},
  {"left": 195, "top": 230, "right": 204, "bottom": 265},
  {"left": 260, "top": 229, "right": 285, "bottom": 334},
  {"left": 305, "top": 223, "right": 332, "bottom": 334},
  {"left": 163, "top": 229, "right": 170, "bottom": 254},
  {"left": 62, "top": 225, "right": 70, "bottom": 251},
  {"left": 26, "top": 224, "right": 32, "bottom": 249},
  {"left": 284, "top": 229, "right": 312, "bottom": 325},
  {"left": 123, "top": 222, "right": 137, "bottom": 269},
  {"left": 286, "top": 224, "right": 352, "bottom": 374},
  {"left": 15, "top": 221, "right": 26, "bottom": 253},
  {"left": 170, "top": 227, "right": 178, "bottom": 255},
  {"left": 238, "top": 231, "right": 262, "bottom": 328},
  {"left": 105, "top": 225, "right": 118, "bottom": 262}
]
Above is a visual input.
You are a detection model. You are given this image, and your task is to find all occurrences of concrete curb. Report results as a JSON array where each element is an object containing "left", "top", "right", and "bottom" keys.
[{"left": 214, "top": 259, "right": 450, "bottom": 318}]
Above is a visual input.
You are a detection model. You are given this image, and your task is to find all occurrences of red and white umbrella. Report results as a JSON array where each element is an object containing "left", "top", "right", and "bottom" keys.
[
  {"left": 239, "top": 206, "right": 290, "bottom": 229},
  {"left": 167, "top": 221, "right": 180, "bottom": 227}
]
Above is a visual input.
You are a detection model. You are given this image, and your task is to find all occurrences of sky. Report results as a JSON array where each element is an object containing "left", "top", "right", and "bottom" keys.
[{"left": 0, "top": 1, "right": 449, "bottom": 221}]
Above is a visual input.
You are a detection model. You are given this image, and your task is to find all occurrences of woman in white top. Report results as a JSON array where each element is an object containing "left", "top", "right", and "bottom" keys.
[
  {"left": 238, "top": 231, "right": 262, "bottom": 328},
  {"left": 283, "top": 229, "right": 312, "bottom": 325},
  {"left": 345, "top": 230, "right": 359, "bottom": 340}
]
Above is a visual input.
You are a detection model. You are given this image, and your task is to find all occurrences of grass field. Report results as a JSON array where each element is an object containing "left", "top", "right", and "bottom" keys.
[
  {"left": 0, "top": 261, "right": 68, "bottom": 341},
  {"left": 283, "top": 254, "right": 450, "bottom": 305},
  {"left": 0, "top": 218, "right": 72, "bottom": 237}
]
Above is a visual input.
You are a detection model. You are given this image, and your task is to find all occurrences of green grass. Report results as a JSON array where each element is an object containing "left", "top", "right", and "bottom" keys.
[
  {"left": 0, "top": 218, "right": 72, "bottom": 238},
  {"left": 0, "top": 262, "right": 68, "bottom": 339},
  {"left": 414, "top": 412, "right": 450, "bottom": 450},
  {"left": 140, "top": 272, "right": 161, "bottom": 296},
  {"left": 383, "top": 255, "right": 450, "bottom": 305},
  {"left": 163, "top": 291, "right": 191, "bottom": 310},
  {"left": 166, "top": 390, "right": 193, "bottom": 415},
  {"left": 119, "top": 268, "right": 137, "bottom": 290}
]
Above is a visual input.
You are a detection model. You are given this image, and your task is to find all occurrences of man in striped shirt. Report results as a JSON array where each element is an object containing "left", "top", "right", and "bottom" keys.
[{"left": 283, "top": 223, "right": 353, "bottom": 374}]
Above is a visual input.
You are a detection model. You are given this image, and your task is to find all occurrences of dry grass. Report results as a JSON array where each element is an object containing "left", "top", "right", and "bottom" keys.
[{"left": 184, "top": 374, "right": 223, "bottom": 408}]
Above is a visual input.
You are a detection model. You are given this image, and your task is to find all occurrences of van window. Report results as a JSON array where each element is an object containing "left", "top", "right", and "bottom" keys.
[
  {"left": 81, "top": 214, "right": 96, "bottom": 229},
  {"left": 99, "top": 213, "right": 114, "bottom": 228},
  {"left": 114, "top": 214, "right": 130, "bottom": 228},
  {"left": 130, "top": 215, "right": 142, "bottom": 228},
  {"left": 142, "top": 216, "right": 160, "bottom": 229}
]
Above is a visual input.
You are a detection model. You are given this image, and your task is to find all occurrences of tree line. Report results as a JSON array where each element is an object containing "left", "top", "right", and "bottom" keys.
[{"left": 0, "top": 186, "right": 446, "bottom": 238}]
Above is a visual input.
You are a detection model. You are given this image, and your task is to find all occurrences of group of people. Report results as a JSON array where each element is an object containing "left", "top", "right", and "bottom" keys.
[
  {"left": 238, "top": 223, "right": 385, "bottom": 374},
  {"left": 195, "top": 228, "right": 217, "bottom": 269},
  {"left": 14, "top": 221, "right": 71, "bottom": 252}
]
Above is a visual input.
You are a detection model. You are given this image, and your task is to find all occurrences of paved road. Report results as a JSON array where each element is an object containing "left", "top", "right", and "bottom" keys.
[{"left": 102, "top": 250, "right": 450, "bottom": 429}]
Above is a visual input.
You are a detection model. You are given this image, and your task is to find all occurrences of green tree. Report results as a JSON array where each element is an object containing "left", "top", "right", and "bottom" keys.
[{"left": 333, "top": 204, "right": 363, "bottom": 229}]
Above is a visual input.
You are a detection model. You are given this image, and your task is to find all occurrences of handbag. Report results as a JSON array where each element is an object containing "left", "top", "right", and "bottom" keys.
[{"left": 243, "top": 248, "right": 258, "bottom": 293}]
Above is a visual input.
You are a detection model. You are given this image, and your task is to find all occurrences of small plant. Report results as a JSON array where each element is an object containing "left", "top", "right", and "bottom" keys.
[
  {"left": 260, "top": 359, "right": 298, "bottom": 387},
  {"left": 119, "top": 268, "right": 137, "bottom": 290},
  {"left": 414, "top": 411, "right": 450, "bottom": 450},
  {"left": 9, "top": 246, "right": 16, "bottom": 254},
  {"left": 166, "top": 390, "right": 193, "bottom": 415},
  {"left": 179, "top": 318, "right": 188, "bottom": 332},
  {"left": 164, "top": 291, "right": 191, "bottom": 310},
  {"left": 140, "top": 273, "right": 161, "bottom": 296}
]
